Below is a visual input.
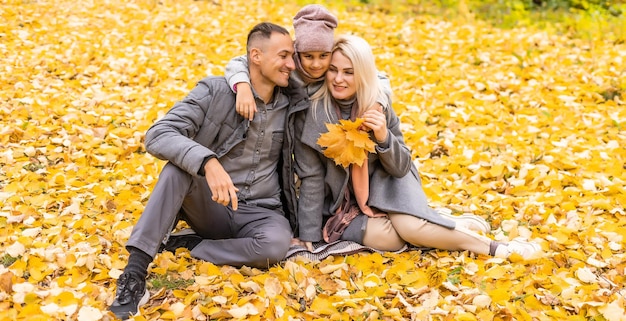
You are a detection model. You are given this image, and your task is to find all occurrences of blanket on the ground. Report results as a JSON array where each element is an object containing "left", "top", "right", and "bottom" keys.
[{"left": 285, "top": 240, "right": 431, "bottom": 261}]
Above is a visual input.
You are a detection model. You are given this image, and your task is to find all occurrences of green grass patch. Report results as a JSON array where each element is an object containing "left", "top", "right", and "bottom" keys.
[
  {"left": 1, "top": 254, "right": 18, "bottom": 268},
  {"left": 148, "top": 274, "right": 195, "bottom": 290}
]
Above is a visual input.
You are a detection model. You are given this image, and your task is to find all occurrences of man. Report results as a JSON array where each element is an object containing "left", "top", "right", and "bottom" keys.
[{"left": 109, "top": 22, "right": 305, "bottom": 320}]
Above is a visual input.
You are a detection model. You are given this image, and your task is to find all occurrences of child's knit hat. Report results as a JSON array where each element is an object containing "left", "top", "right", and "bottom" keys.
[{"left": 293, "top": 5, "right": 338, "bottom": 53}]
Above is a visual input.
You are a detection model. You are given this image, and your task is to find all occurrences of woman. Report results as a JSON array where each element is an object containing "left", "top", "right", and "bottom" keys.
[{"left": 293, "top": 34, "right": 541, "bottom": 259}]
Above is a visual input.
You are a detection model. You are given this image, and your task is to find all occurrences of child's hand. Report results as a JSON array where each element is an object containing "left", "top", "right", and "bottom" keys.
[{"left": 235, "top": 83, "right": 256, "bottom": 121}]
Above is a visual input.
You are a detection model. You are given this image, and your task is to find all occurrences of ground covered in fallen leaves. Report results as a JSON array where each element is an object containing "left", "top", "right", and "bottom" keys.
[{"left": 1, "top": 0, "right": 625, "bottom": 320}]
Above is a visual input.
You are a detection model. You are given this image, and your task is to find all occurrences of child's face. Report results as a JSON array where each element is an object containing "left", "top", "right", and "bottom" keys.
[{"left": 298, "top": 51, "right": 331, "bottom": 78}]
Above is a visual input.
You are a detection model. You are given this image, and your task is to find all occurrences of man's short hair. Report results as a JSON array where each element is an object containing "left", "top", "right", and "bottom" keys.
[{"left": 246, "top": 22, "right": 290, "bottom": 55}]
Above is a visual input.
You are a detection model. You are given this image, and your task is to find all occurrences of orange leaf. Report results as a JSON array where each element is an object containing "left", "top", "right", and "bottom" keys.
[{"left": 317, "top": 118, "right": 376, "bottom": 167}]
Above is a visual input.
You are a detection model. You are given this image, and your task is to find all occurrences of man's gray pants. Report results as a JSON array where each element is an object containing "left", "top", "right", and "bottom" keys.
[{"left": 126, "top": 162, "right": 292, "bottom": 269}]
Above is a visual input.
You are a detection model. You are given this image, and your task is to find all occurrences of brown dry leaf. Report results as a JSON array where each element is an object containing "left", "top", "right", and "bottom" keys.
[{"left": 0, "top": 271, "right": 13, "bottom": 293}]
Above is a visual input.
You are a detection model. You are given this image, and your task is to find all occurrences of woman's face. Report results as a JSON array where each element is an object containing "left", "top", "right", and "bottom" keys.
[
  {"left": 326, "top": 51, "right": 355, "bottom": 100},
  {"left": 299, "top": 51, "right": 331, "bottom": 78}
]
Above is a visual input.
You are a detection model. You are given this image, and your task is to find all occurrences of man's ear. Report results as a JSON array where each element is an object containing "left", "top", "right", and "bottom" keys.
[{"left": 249, "top": 48, "right": 262, "bottom": 66}]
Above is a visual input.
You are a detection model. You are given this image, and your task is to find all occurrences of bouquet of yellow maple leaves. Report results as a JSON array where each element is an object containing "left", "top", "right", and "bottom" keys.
[{"left": 317, "top": 118, "right": 376, "bottom": 168}]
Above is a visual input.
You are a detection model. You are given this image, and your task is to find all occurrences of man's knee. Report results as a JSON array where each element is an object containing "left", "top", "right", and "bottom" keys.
[
  {"left": 255, "top": 229, "right": 291, "bottom": 266},
  {"left": 159, "top": 163, "right": 191, "bottom": 183}
]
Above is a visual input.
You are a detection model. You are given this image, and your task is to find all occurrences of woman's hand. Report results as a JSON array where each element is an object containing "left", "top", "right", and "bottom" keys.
[
  {"left": 361, "top": 107, "right": 388, "bottom": 143},
  {"left": 235, "top": 82, "right": 256, "bottom": 121},
  {"left": 291, "top": 238, "right": 314, "bottom": 251}
]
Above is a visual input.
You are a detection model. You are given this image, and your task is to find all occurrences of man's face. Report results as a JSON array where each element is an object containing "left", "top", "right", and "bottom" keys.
[{"left": 259, "top": 33, "right": 295, "bottom": 87}]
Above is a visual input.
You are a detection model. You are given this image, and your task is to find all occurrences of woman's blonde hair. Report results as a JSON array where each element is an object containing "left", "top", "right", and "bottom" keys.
[{"left": 310, "top": 35, "right": 384, "bottom": 121}]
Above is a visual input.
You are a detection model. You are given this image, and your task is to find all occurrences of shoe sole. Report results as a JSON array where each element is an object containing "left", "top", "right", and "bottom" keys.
[
  {"left": 131, "top": 288, "right": 150, "bottom": 318},
  {"left": 110, "top": 287, "right": 150, "bottom": 320},
  {"left": 438, "top": 210, "right": 491, "bottom": 233},
  {"left": 138, "top": 288, "right": 150, "bottom": 308},
  {"left": 160, "top": 228, "right": 200, "bottom": 254},
  {"left": 170, "top": 228, "right": 197, "bottom": 237}
]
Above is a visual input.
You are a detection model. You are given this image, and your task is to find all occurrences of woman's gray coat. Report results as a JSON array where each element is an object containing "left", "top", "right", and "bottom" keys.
[{"left": 293, "top": 100, "right": 455, "bottom": 243}]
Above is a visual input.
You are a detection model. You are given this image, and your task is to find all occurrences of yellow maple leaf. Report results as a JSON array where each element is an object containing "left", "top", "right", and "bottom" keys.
[
  {"left": 426, "top": 266, "right": 447, "bottom": 287},
  {"left": 310, "top": 295, "right": 340, "bottom": 315},
  {"left": 488, "top": 286, "right": 512, "bottom": 305},
  {"left": 316, "top": 124, "right": 348, "bottom": 161},
  {"left": 317, "top": 118, "right": 376, "bottom": 167}
]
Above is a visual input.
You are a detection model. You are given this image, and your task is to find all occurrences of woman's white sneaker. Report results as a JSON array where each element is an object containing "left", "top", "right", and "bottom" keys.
[{"left": 495, "top": 238, "right": 541, "bottom": 259}]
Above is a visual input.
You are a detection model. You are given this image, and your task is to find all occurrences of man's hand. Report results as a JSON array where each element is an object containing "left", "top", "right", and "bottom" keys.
[
  {"left": 204, "top": 158, "right": 239, "bottom": 210},
  {"left": 235, "top": 82, "right": 256, "bottom": 121}
]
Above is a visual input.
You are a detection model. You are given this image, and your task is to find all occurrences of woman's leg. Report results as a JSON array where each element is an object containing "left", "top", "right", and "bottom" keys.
[
  {"left": 361, "top": 216, "right": 406, "bottom": 251},
  {"left": 388, "top": 213, "right": 491, "bottom": 255}
]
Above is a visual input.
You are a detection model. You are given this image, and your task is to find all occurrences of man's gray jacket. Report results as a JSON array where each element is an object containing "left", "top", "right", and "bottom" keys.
[{"left": 144, "top": 76, "right": 309, "bottom": 228}]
